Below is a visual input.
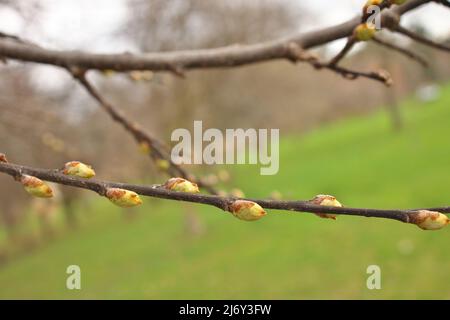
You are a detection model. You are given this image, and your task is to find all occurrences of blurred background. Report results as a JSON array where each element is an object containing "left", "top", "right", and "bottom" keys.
[{"left": 0, "top": 0, "right": 449, "bottom": 299}]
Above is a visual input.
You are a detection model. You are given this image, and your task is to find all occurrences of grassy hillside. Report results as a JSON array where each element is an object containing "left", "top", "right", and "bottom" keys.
[{"left": 0, "top": 85, "right": 450, "bottom": 299}]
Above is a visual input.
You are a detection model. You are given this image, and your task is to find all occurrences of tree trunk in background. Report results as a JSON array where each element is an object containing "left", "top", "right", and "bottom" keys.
[
  {"left": 63, "top": 195, "right": 78, "bottom": 230},
  {"left": 384, "top": 58, "right": 403, "bottom": 132},
  {"left": 385, "top": 86, "right": 403, "bottom": 132}
]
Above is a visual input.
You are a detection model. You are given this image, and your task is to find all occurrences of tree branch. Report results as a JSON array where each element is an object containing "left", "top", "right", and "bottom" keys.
[
  {"left": 394, "top": 24, "right": 450, "bottom": 53},
  {"left": 0, "top": 160, "right": 449, "bottom": 226},
  {"left": 69, "top": 69, "right": 218, "bottom": 194},
  {"left": 288, "top": 45, "right": 393, "bottom": 85},
  {"left": 0, "top": 0, "right": 433, "bottom": 73},
  {"left": 438, "top": 0, "right": 450, "bottom": 8},
  {"left": 372, "top": 35, "right": 428, "bottom": 67},
  {"left": 328, "top": 36, "right": 357, "bottom": 67},
  {"left": 0, "top": 32, "right": 219, "bottom": 194}
]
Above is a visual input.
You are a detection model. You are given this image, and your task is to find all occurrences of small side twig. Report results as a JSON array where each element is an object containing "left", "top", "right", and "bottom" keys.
[
  {"left": 288, "top": 43, "right": 393, "bottom": 86},
  {"left": 372, "top": 35, "right": 428, "bottom": 67},
  {"left": 71, "top": 69, "right": 219, "bottom": 194},
  {"left": 0, "top": 31, "right": 219, "bottom": 195},
  {"left": 328, "top": 36, "right": 357, "bottom": 67},
  {"left": 394, "top": 25, "right": 450, "bottom": 53}
]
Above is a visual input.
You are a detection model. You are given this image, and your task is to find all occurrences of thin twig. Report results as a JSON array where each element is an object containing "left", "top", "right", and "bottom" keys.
[
  {"left": 0, "top": 32, "right": 219, "bottom": 194},
  {"left": 328, "top": 64, "right": 392, "bottom": 85},
  {"left": 328, "top": 36, "right": 357, "bottom": 67},
  {"left": 71, "top": 70, "right": 219, "bottom": 194},
  {"left": 1, "top": 161, "right": 449, "bottom": 224},
  {"left": 288, "top": 44, "right": 393, "bottom": 86},
  {"left": 327, "top": 0, "right": 395, "bottom": 69},
  {"left": 0, "top": 0, "right": 433, "bottom": 73},
  {"left": 394, "top": 25, "right": 450, "bottom": 53},
  {"left": 372, "top": 35, "right": 428, "bottom": 67}
]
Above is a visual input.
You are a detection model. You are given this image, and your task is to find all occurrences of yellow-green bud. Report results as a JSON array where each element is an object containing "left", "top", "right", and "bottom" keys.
[
  {"left": 366, "top": 0, "right": 383, "bottom": 5},
  {"left": 311, "top": 194, "right": 342, "bottom": 220},
  {"left": 138, "top": 141, "right": 151, "bottom": 155},
  {"left": 106, "top": 188, "right": 142, "bottom": 208},
  {"left": 20, "top": 175, "right": 53, "bottom": 198},
  {"left": 364, "top": 0, "right": 383, "bottom": 9},
  {"left": 410, "top": 210, "right": 449, "bottom": 231},
  {"left": 156, "top": 159, "right": 170, "bottom": 171},
  {"left": 163, "top": 177, "right": 200, "bottom": 193},
  {"left": 354, "top": 23, "right": 377, "bottom": 41},
  {"left": 229, "top": 200, "right": 267, "bottom": 222},
  {"left": 63, "top": 161, "right": 96, "bottom": 179}
]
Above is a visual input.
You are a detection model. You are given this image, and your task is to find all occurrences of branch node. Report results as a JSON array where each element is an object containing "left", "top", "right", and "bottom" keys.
[
  {"left": 375, "top": 69, "right": 394, "bottom": 86},
  {"left": 169, "top": 65, "right": 186, "bottom": 78},
  {"left": 69, "top": 66, "right": 87, "bottom": 79},
  {"left": 382, "top": 11, "right": 401, "bottom": 30}
]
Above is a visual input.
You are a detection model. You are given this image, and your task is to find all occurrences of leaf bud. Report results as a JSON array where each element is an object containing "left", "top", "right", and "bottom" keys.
[{"left": 106, "top": 188, "right": 143, "bottom": 208}]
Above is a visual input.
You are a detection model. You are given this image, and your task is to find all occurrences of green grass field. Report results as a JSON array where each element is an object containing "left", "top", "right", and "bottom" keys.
[{"left": 1, "top": 85, "right": 450, "bottom": 299}]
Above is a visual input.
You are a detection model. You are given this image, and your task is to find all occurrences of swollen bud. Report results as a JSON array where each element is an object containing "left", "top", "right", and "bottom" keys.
[
  {"left": 0, "top": 153, "right": 7, "bottom": 163},
  {"left": 20, "top": 175, "right": 53, "bottom": 198},
  {"left": 376, "top": 69, "right": 393, "bottom": 87},
  {"left": 409, "top": 210, "right": 450, "bottom": 231},
  {"left": 163, "top": 177, "right": 199, "bottom": 193},
  {"left": 63, "top": 161, "right": 96, "bottom": 179},
  {"left": 354, "top": 23, "right": 377, "bottom": 41},
  {"left": 105, "top": 188, "right": 142, "bottom": 208},
  {"left": 311, "top": 194, "right": 343, "bottom": 220},
  {"left": 229, "top": 200, "right": 267, "bottom": 222}
]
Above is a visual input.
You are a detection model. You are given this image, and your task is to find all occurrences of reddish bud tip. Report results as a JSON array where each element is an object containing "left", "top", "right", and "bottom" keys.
[
  {"left": 105, "top": 188, "right": 143, "bottom": 208},
  {"left": 0, "top": 153, "right": 7, "bottom": 163},
  {"left": 20, "top": 175, "right": 53, "bottom": 198},
  {"left": 409, "top": 210, "right": 449, "bottom": 231},
  {"left": 311, "top": 194, "right": 342, "bottom": 220},
  {"left": 163, "top": 177, "right": 200, "bottom": 193},
  {"left": 63, "top": 161, "right": 96, "bottom": 179},
  {"left": 229, "top": 200, "right": 267, "bottom": 222}
]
